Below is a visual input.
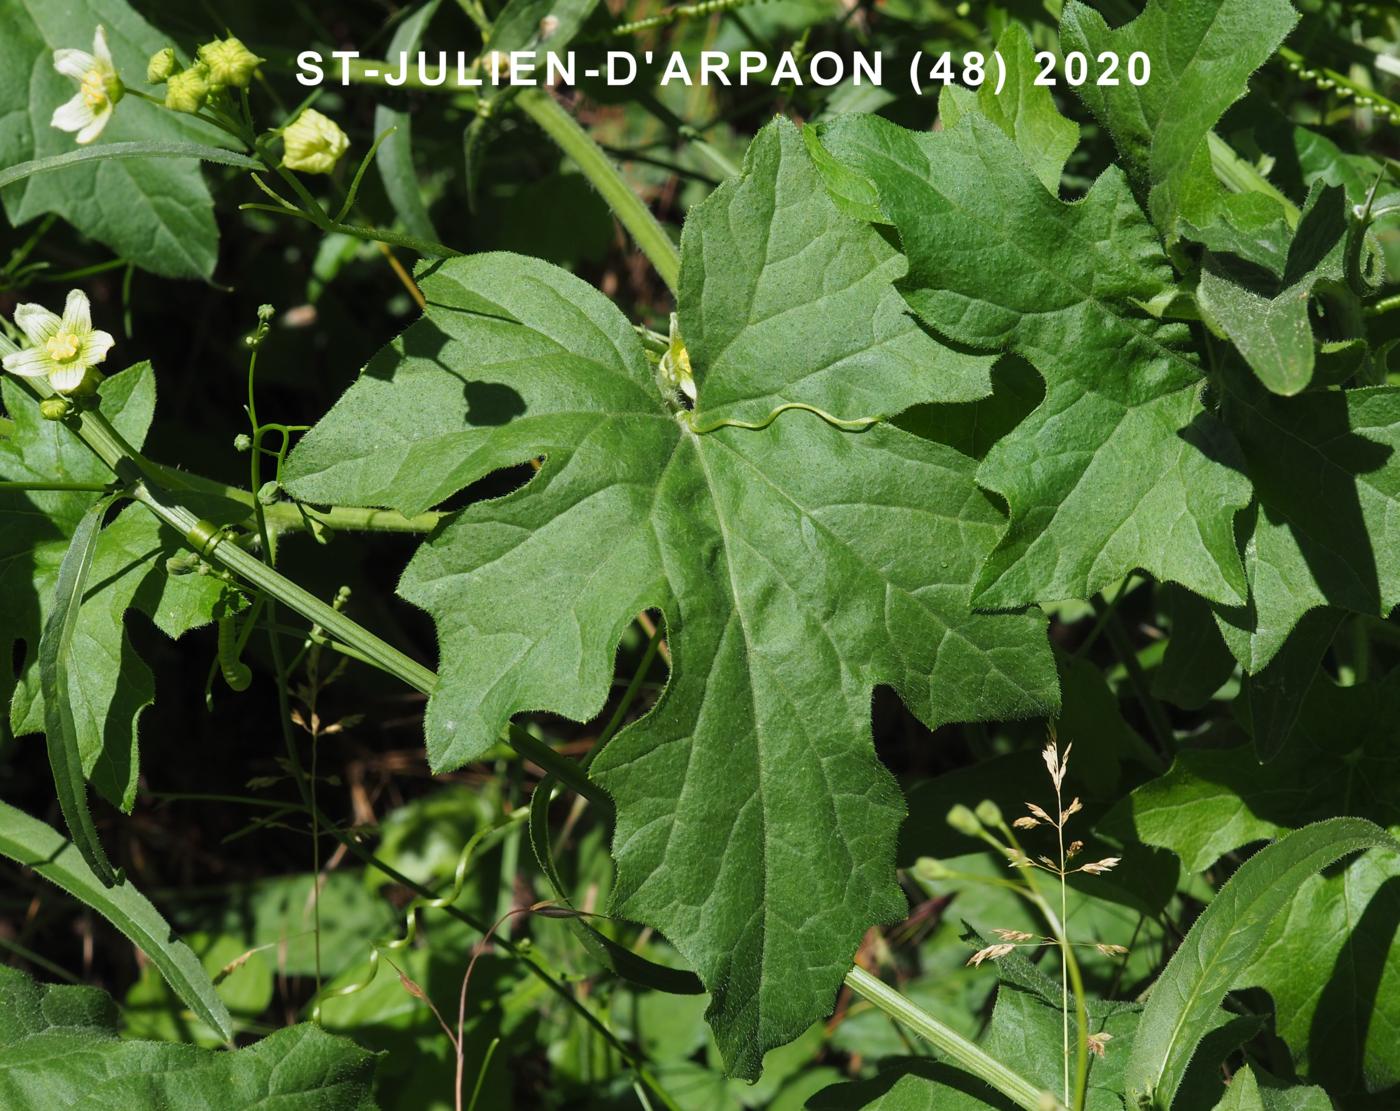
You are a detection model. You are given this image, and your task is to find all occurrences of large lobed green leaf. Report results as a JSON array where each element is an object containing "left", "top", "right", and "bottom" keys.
[
  {"left": 285, "top": 117, "right": 1059, "bottom": 1075},
  {"left": 1060, "top": 0, "right": 1298, "bottom": 236},
  {"left": 1, "top": 365, "right": 226, "bottom": 810},
  {"left": 819, "top": 110, "right": 1252, "bottom": 610},
  {"left": 0, "top": 964, "right": 375, "bottom": 1109},
  {"left": 0, "top": 0, "right": 223, "bottom": 279}
]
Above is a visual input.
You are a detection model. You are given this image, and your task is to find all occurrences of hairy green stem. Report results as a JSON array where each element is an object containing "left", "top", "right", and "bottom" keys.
[
  {"left": 845, "top": 966, "right": 1061, "bottom": 1111},
  {"left": 508, "top": 724, "right": 612, "bottom": 810},
  {"left": 516, "top": 89, "right": 680, "bottom": 293}
]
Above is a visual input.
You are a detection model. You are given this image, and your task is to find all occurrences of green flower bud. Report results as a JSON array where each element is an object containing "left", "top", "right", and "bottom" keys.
[
  {"left": 281, "top": 108, "right": 349, "bottom": 175},
  {"left": 974, "top": 799, "right": 1003, "bottom": 828},
  {"left": 39, "top": 397, "right": 72, "bottom": 421},
  {"left": 165, "top": 64, "right": 211, "bottom": 113},
  {"left": 165, "top": 551, "right": 202, "bottom": 575},
  {"left": 146, "top": 47, "right": 177, "bottom": 84},
  {"left": 233, "top": 433, "right": 252, "bottom": 452},
  {"left": 946, "top": 804, "right": 983, "bottom": 838},
  {"left": 197, "top": 35, "right": 263, "bottom": 90},
  {"left": 257, "top": 480, "right": 281, "bottom": 505},
  {"left": 912, "top": 856, "right": 953, "bottom": 882}
]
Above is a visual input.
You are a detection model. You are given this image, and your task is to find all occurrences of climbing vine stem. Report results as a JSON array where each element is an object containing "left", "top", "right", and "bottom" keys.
[{"left": 682, "top": 402, "right": 884, "bottom": 435}]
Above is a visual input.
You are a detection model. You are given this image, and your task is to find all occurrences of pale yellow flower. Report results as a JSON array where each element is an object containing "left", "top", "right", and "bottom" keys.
[
  {"left": 52, "top": 27, "right": 124, "bottom": 145},
  {"left": 3, "top": 290, "right": 115, "bottom": 393},
  {"left": 282, "top": 109, "right": 349, "bottom": 174}
]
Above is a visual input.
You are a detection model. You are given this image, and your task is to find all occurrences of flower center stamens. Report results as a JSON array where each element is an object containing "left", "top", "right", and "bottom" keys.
[
  {"left": 46, "top": 333, "right": 81, "bottom": 363},
  {"left": 82, "top": 70, "right": 108, "bottom": 108}
]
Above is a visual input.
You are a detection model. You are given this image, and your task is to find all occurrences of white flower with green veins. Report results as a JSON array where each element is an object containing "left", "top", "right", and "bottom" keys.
[
  {"left": 51, "top": 26, "right": 124, "bottom": 145},
  {"left": 2, "top": 290, "right": 115, "bottom": 393}
]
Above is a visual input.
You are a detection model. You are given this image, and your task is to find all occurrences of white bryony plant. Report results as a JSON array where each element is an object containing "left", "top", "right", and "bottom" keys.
[
  {"left": 52, "top": 26, "right": 124, "bottom": 145},
  {"left": 2, "top": 290, "right": 115, "bottom": 393}
]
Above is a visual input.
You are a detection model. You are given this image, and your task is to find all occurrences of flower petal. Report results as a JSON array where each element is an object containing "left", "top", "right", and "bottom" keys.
[
  {"left": 53, "top": 48, "right": 95, "bottom": 80},
  {"left": 75, "top": 103, "right": 112, "bottom": 145},
  {"left": 1, "top": 347, "right": 54, "bottom": 379},
  {"left": 13, "top": 303, "right": 61, "bottom": 346},
  {"left": 48, "top": 361, "right": 88, "bottom": 393},
  {"left": 92, "top": 26, "right": 113, "bottom": 68},
  {"left": 60, "top": 289, "right": 93, "bottom": 335},
  {"left": 80, "top": 329, "right": 115, "bottom": 367},
  {"left": 51, "top": 94, "right": 95, "bottom": 135}
]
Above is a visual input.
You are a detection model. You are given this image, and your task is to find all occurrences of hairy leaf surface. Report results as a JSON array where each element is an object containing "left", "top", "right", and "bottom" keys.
[
  {"left": 1213, "top": 1066, "right": 1332, "bottom": 1111},
  {"left": 820, "top": 111, "right": 1252, "bottom": 609},
  {"left": 284, "top": 118, "right": 1058, "bottom": 1074},
  {"left": 938, "top": 24, "right": 1078, "bottom": 195},
  {"left": 1197, "top": 184, "right": 1352, "bottom": 396},
  {"left": 1060, "top": 0, "right": 1298, "bottom": 235},
  {"left": 0, "top": 965, "right": 375, "bottom": 1109}
]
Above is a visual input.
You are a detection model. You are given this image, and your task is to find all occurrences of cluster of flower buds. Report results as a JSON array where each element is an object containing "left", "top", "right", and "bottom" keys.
[
  {"left": 147, "top": 35, "right": 263, "bottom": 114},
  {"left": 48, "top": 27, "right": 350, "bottom": 179}
]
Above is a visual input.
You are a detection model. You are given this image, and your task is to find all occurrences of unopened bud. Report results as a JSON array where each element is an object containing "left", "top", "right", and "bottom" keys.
[
  {"left": 166, "top": 551, "right": 202, "bottom": 575},
  {"left": 282, "top": 108, "right": 349, "bottom": 174},
  {"left": 912, "top": 856, "right": 952, "bottom": 882},
  {"left": 147, "top": 47, "right": 177, "bottom": 84},
  {"left": 198, "top": 35, "right": 263, "bottom": 90},
  {"left": 233, "top": 433, "right": 252, "bottom": 452},
  {"left": 975, "top": 799, "right": 1002, "bottom": 827},
  {"left": 165, "top": 64, "right": 211, "bottom": 113},
  {"left": 39, "top": 397, "right": 72, "bottom": 421},
  {"left": 946, "top": 804, "right": 982, "bottom": 838}
]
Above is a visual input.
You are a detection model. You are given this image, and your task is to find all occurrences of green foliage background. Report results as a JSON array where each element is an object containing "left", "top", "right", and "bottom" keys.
[{"left": 1, "top": 0, "right": 1399, "bottom": 1109}]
